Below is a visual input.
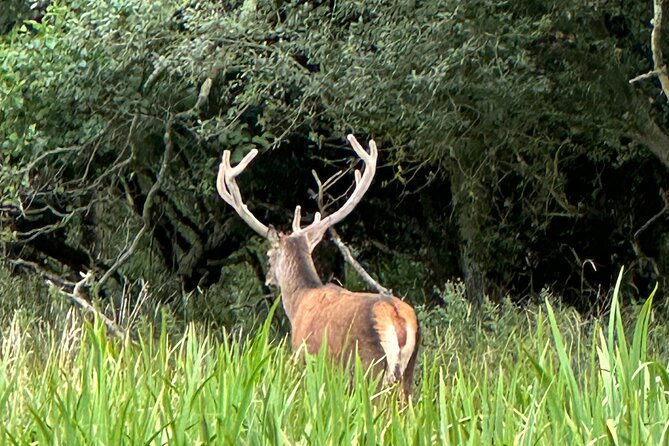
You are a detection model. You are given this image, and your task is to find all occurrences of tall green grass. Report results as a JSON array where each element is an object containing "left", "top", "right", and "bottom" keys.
[{"left": 1, "top": 273, "right": 668, "bottom": 444}]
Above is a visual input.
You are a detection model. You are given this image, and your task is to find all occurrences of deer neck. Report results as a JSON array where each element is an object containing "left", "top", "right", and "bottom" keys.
[{"left": 275, "top": 235, "right": 322, "bottom": 321}]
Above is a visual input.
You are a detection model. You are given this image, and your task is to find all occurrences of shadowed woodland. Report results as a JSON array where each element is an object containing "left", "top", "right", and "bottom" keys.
[{"left": 2, "top": 0, "right": 669, "bottom": 320}]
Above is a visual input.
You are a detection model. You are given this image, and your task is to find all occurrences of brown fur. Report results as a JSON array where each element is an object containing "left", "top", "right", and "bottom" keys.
[{"left": 271, "top": 233, "right": 419, "bottom": 397}]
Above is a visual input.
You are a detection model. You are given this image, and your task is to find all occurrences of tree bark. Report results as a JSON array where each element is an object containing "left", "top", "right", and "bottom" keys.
[
  {"left": 449, "top": 168, "right": 488, "bottom": 306},
  {"left": 634, "top": 106, "right": 669, "bottom": 170}
]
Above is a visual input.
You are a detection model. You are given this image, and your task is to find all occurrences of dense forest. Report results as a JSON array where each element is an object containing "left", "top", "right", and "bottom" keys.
[{"left": 2, "top": 0, "right": 668, "bottom": 319}]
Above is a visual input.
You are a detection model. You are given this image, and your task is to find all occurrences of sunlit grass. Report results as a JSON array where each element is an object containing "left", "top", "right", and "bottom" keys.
[{"left": 1, "top": 272, "right": 668, "bottom": 444}]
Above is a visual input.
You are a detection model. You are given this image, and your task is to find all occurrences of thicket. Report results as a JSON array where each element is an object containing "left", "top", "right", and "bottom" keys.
[{"left": 1, "top": 0, "right": 669, "bottom": 317}]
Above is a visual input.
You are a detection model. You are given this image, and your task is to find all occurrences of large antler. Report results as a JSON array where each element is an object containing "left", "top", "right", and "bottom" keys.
[
  {"left": 293, "top": 134, "right": 378, "bottom": 251},
  {"left": 217, "top": 149, "right": 270, "bottom": 237}
]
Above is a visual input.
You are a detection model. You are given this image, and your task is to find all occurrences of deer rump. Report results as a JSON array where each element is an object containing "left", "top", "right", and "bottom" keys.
[{"left": 290, "top": 284, "right": 419, "bottom": 389}]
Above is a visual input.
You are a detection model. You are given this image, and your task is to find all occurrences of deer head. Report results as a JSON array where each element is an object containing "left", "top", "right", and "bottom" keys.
[
  {"left": 216, "top": 134, "right": 419, "bottom": 397},
  {"left": 217, "top": 135, "right": 377, "bottom": 287}
]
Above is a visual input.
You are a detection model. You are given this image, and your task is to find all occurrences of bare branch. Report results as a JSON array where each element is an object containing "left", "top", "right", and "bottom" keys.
[
  {"left": 49, "top": 271, "right": 129, "bottom": 341},
  {"left": 19, "top": 146, "right": 81, "bottom": 175},
  {"left": 98, "top": 116, "right": 174, "bottom": 288},
  {"left": 652, "top": 0, "right": 669, "bottom": 96},
  {"left": 9, "top": 260, "right": 130, "bottom": 341},
  {"left": 8, "top": 258, "right": 77, "bottom": 288},
  {"left": 629, "top": 68, "right": 665, "bottom": 85},
  {"left": 312, "top": 156, "right": 392, "bottom": 297},
  {"left": 630, "top": 0, "right": 669, "bottom": 99},
  {"left": 195, "top": 77, "right": 213, "bottom": 111},
  {"left": 328, "top": 227, "right": 392, "bottom": 297},
  {"left": 144, "top": 55, "right": 168, "bottom": 92},
  {"left": 98, "top": 76, "right": 215, "bottom": 289},
  {"left": 634, "top": 189, "right": 669, "bottom": 238}
]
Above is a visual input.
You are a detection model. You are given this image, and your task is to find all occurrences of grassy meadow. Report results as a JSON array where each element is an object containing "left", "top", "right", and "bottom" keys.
[{"left": 1, "top": 270, "right": 669, "bottom": 445}]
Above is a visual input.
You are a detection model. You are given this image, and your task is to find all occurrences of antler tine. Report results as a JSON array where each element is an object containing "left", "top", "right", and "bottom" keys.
[
  {"left": 297, "top": 134, "right": 378, "bottom": 250},
  {"left": 293, "top": 205, "right": 322, "bottom": 232},
  {"left": 216, "top": 149, "right": 270, "bottom": 237},
  {"left": 347, "top": 134, "right": 377, "bottom": 165},
  {"left": 292, "top": 205, "right": 302, "bottom": 232}
]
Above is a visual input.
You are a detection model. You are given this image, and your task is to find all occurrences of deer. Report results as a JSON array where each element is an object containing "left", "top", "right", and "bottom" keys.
[{"left": 216, "top": 134, "right": 419, "bottom": 397}]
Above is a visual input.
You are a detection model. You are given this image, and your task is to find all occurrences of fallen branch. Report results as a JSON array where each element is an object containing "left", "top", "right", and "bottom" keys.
[{"left": 48, "top": 271, "right": 129, "bottom": 341}]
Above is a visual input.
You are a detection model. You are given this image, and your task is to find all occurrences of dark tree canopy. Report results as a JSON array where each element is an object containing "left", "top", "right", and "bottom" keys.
[{"left": 1, "top": 0, "right": 668, "bottom": 315}]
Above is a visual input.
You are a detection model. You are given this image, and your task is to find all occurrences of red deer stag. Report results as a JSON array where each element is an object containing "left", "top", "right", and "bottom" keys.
[{"left": 216, "top": 134, "right": 419, "bottom": 396}]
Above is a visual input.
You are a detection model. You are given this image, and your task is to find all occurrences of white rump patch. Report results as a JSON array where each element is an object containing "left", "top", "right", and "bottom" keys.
[
  {"left": 398, "top": 326, "right": 416, "bottom": 375},
  {"left": 378, "top": 317, "right": 416, "bottom": 385},
  {"left": 378, "top": 324, "right": 401, "bottom": 384}
]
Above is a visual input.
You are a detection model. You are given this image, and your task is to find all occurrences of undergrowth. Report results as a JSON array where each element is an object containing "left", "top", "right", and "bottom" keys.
[{"left": 1, "top": 269, "right": 668, "bottom": 444}]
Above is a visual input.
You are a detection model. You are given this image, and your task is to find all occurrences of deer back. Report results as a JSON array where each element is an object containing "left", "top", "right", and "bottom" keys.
[{"left": 289, "top": 284, "right": 419, "bottom": 384}]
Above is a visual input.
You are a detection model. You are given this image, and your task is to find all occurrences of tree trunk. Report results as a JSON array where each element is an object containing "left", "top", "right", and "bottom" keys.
[
  {"left": 449, "top": 169, "right": 488, "bottom": 306},
  {"left": 634, "top": 107, "right": 669, "bottom": 170}
]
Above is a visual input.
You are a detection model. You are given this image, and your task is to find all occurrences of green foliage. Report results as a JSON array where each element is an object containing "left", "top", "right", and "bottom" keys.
[
  {"left": 0, "top": 0, "right": 30, "bottom": 35},
  {"left": 1, "top": 274, "right": 668, "bottom": 444},
  {"left": 182, "top": 260, "right": 279, "bottom": 334},
  {"left": 1, "top": 0, "right": 668, "bottom": 311},
  {"left": 0, "top": 264, "right": 66, "bottom": 327}
]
